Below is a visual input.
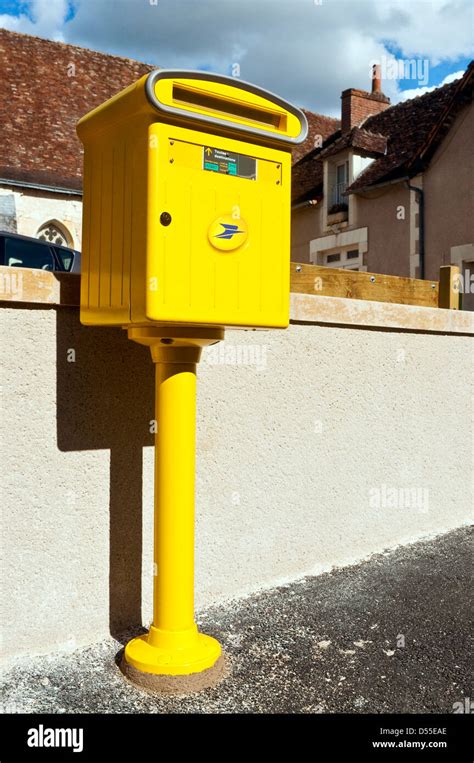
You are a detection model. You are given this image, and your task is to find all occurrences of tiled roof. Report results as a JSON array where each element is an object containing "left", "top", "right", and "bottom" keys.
[
  {"left": 292, "top": 109, "right": 340, "bottom": 164},
  {"left": 0, "top": 29, "right": 154, "bottom": 190},
  {"left": 292, "top": 63, "right": 473, "bottom": 202},
  {"left": 3, "top": 29, "right": 470, "bottom": 203},
  {"left": 291, "top": 130, "right": 340, "bottom": 203},
  {"left": 348, "top": 64, "right": 473, "bottom": 192},
  {"left": 318, "top": 127, "right": 387, "bottom": 160},
  {"left": 0, "top": 29, "right": 337, "bottom": 192}
]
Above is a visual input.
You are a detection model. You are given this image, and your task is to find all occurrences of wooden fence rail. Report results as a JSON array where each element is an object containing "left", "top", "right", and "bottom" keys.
[{"left": 290, "top": 263, "right": 460, "bottom": 310}]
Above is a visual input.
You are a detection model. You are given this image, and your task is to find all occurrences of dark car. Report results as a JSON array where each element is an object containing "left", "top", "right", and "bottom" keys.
[{"left": 0, "top": 231, "right": 81, "bottom": 273}]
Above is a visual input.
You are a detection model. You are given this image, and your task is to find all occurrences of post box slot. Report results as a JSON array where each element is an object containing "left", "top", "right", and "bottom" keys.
[{"left": 172, "top": 84, "right": 287, "bottom": 131}]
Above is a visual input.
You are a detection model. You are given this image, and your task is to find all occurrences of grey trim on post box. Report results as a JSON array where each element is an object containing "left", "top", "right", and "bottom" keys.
[{"left": 144, "top": 69, "right": 308, "bottom": 146}]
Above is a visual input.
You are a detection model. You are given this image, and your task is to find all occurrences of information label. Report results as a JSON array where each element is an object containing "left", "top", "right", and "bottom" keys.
[{"left": 203, "top": 147, "right": 257, "bottom": 180}]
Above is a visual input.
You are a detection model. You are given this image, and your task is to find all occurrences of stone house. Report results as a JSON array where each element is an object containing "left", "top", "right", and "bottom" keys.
[
  {"left": 0, "top": 29, "right": 153, "bottom": 250},
  {"left": 291, "top": 64, "right": 474, "bottom": 309}
]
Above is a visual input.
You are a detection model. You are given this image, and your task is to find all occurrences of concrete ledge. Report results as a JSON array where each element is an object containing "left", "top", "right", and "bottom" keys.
[
  {"left": 0, "top": 265, "right": 79, "bottom": 307},
  {"left": 1, "top": 266, "right": 473, "bottom": 335},
  {"left": 291, "top": 292, "right": 474, "bottom": 335}
]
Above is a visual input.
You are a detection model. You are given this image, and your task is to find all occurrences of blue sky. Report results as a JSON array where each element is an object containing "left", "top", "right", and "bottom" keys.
[
  {"left": 1, "top": 0, "right": 472, "bottom": 115},
  {"left": 381, "top": 40, "right": 471, "bottom": 92}
]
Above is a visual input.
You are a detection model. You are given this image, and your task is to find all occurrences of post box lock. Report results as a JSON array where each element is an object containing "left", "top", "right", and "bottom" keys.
[{"left": 160, "top": 212, "right": 172, "bottom": 226}]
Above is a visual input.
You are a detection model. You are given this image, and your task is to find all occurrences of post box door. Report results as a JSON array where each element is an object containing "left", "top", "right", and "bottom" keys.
[{"left": 143, "top": 122, "right": 291, "bottom": 328}]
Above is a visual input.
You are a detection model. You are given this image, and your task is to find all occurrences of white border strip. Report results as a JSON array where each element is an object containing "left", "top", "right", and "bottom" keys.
[{"left": 291, "top": 292, "right": 474, "bottom": 334}]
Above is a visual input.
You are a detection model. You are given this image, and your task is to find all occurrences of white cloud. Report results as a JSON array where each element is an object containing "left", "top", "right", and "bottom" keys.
[
  {"left": 398, "top": 70, "right": 465, "bottom": 102},
  {"left": 0, "top": 0, "right": 69, "bottom": 41},
  {"left": 376, "top": 0, "right": 474, "bottom": 64},
  {"left": 0, "top": 0, "right": 472, "bottom": 113}
]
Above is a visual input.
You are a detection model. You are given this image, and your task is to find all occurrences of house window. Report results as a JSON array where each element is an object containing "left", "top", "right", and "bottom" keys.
[
  {"left": 323, "top": 248, "right": 362, "bottom": 270},
  {"left": 333, "top": 161, "right": 349, "bottom": 206},
  {"left": 37, "top": 221, "right": 71, "bottom": 248}
]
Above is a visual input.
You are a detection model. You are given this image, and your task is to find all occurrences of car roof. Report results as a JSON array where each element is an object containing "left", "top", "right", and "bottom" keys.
[{"left": 0, "top": 230, "right": 80, "bottom": 254}]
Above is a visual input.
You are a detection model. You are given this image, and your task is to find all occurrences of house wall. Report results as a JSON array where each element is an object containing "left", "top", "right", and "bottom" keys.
[
  {"left": 291, "top": 102, "right": 473, "bottom": 291},
  {"left": 424, "top": 102, "right": 474, "bottom": 283},
  {"left": 355, "top": 184, "right": 413, "bottom": 276},
  {"left": 1, "top": 294, "right": 472, "bottom": 660},
  {"left": 303, "top": 182, "right": 413, "bottom": 276},
  {"left": 0, "top": 186, "right": 82, "bottom": 249},
  {"left": 291, "top": 203, "right": 322, "bottom": 263}
]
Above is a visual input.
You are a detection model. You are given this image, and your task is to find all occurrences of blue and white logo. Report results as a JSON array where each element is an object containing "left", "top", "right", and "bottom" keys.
[{"left": 214, "top": 223, "right": 245, "bottom": 240}]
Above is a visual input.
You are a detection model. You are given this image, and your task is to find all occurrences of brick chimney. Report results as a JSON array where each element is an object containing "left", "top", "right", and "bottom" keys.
[{"left": 341, "top": 65, "right": 390, "bottom": 134}]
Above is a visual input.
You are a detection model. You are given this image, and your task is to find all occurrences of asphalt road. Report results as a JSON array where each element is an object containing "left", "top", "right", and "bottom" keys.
[{"left": 1, "top": 526, "right": 472, "bottom": 714}]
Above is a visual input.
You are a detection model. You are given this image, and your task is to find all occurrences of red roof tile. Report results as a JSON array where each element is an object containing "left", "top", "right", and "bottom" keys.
[
  {"left": 0, "top": 29, "right": 154, "bottom": 190},
  {"left": 292, "top": 109, "right": 340, "bottom": 164},
  {"left": 319, "top": 127, "right": 387, "bottom": 160}
]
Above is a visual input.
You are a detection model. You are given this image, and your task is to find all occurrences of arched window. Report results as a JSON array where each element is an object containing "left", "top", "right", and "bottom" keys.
[{"left": 37, "top": 221, "right": 72, "bottom": 248}]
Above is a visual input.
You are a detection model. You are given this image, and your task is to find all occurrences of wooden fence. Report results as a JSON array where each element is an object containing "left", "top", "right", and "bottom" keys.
[{"left": 290, "top": 263, "right": 460, "bottom": 309}]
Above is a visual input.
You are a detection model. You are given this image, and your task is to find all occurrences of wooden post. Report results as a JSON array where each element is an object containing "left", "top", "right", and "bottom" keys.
[{"left": 438, "top": 265, "right": 460, "bottom": 310}]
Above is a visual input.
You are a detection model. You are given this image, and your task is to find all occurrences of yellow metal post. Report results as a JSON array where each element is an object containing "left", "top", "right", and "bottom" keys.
[
  {"left": 124, "top": 327, "right": 224, "bottom": 677},
  {"left": 76, "top": 69, "right": 308, "bottom": 688},
  {"left": 153, "top": 355, "right": 197, "bottom": 634}
]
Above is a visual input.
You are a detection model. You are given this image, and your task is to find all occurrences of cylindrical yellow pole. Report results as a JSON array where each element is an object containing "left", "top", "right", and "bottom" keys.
[
  {"left": 124, "top": 332, "right": 223, "bottom": 678},
  {"left": 153, "top": 358, "right": 196, "bottom": 633}
]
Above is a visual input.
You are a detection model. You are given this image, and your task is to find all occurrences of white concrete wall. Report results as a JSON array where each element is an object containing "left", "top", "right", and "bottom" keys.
[{"left": 1, "top": 304, "right": 473, "bottom": 660}]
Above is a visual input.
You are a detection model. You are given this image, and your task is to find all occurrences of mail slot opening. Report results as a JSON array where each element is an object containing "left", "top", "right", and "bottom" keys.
[{"left": 172, "top": 84, "right": 287, "bottom": 130}]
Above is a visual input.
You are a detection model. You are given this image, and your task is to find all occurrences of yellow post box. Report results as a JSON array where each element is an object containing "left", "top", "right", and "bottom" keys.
[
  {"left": 77, "top": 70, "right": 307, "bottom": 689},
  {"left": 77, "top": 69, "right": 307, "bottom": 330}
]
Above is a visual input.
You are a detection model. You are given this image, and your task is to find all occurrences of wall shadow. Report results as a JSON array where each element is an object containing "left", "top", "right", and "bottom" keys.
[{"left": 56, "top": 307, "right": 154, "bottom": 642}]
